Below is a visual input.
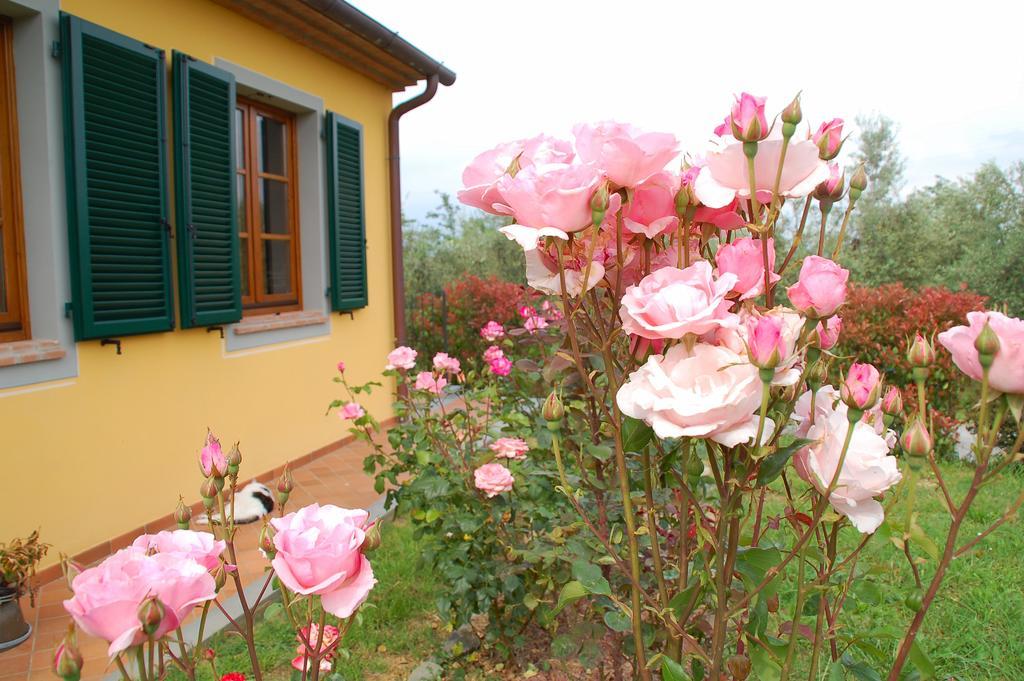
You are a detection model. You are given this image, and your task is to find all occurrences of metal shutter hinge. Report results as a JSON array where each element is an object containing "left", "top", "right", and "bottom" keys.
[
  {"left": 187, "top": 223, "right": 197, "bottom": 239},
  {"left": 51, "top": 41, "right": 61, "bottom": 59},
  {"left": 161, "top": 217, "right": 173, "bottom": 237},
  {"left": 100, "top": 339, "right": 122, "bottom": 355},
  {"left": 206, "top": 326, "right": 225, "bottom": 339},
  {"left": 64, "top": 302, "right": 73, "bottom": 318}
]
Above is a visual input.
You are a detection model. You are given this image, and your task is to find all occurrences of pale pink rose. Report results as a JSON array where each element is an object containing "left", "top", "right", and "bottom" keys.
[
  {"left": 694, "top": 127, "right": 830, "bottom": 208},
  {"left": 474, "top": 462, "right": 515, "bottom": 498},
  {"left": 573, "top": 121, "right": 679, "bottom": 188},
  {"left": 494, "top": 163, "right": 601, "bottom": 244},
  {"left": 729, "top": 92, "right": 769, "bottom": 141},
  {"left": 816, "top": 316, "right": 842, "bottom": 350},
  {"left": 682, "top": 161, "right": 744, "bottom": 230},
  {"left": 414, "top": 371, "right": 447, "bottom": 395},
  {"left": 715, "top": 236, "right": 780, "bottom": 301},
  {"left": 385, "top": 346, "right": 417, "bottom": 371},
  {"left": 937, "top": 311, "right": 1024, "bottom": 394},
  {"left": 619, "top": 261, "right": 738, "bottom": 340},
  {"left": 746, "top": 316, "right": 785, "bottom": 369},
  {"left": 489, "top": 356, "right": 513, "bottom": 377},
  {"left": 617, "top": 343, "right": 774, "bottom": 446},
  {"left": 291, "top": 623, "right": 340, "bottom": 672},
  {"left": 64, "top": 549, "right": 216, "bottom": 656},
  {"left": 524, "top": 315, "right": 548, "bottom": 334},
  {"left": 812, "top": 118, "right": 844, "bottom": 159},
  {"left": 489, "top": 437, "right": 529, "bottom": 461},
  {"left": 483, "top": 345, "right": 505, "bottom": 364},
  {"left": 199, "top": 430, "right": 227, "bottom": 478},
  {"left": 524, "top": 247, "right": 605, "bottom": 296},
  {"left": 131, "top": 530, "right": 226, "bottom": 572},
  {"left": 792, "top": 388, "right": 901, "bottom": 533},
  {"left": 787, "top": 256, "right": 849, "bottom": 318},
  {"left": 479, "top": 321, "right": 505, "bottom": 342},
  {"left": 338, "top": 402, "right": 365, "bottom": 420},
  {"left": 457, "top": 135, "right": 574, "bottom": 214},
  {"left": 271, "top": 504, "right": 376, "bottom": 618},
  {"left": 794, "top": 385, "right": 895, "bottom": 447},
  {"left": 432, "top": 352, "right": 461, "bottom": 373},
  {"left": 841, "top": 363, "right": 882, "bottom": 410},
  {"left": 622, "top": 172, "right": 679, "bottom": 238}
]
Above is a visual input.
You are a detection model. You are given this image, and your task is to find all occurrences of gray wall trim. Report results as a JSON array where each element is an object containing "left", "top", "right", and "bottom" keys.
[
  {"left": 213, "top": 59, "right": 332, "bottom": 353},
  {"left": 0, "top": 0, "right": 80, "bottom": 390}
]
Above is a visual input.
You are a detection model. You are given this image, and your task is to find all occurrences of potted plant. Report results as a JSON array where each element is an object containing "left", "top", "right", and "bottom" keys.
[{"left": 0, "top": 530, "right": 49, "bottom": 651}]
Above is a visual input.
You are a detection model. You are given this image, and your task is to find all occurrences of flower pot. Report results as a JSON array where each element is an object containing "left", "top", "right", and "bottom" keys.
[{"left": 0, "top": 586, "right": 31, "bottom": 651}]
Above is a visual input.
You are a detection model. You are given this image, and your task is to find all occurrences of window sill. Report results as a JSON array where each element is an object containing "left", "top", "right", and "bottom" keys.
[
  {"left": 232, "top": 310, "right": 327, "bottom": 336},
  {"left": 0, "top": 339, "right": 66, "bottom": 368}
]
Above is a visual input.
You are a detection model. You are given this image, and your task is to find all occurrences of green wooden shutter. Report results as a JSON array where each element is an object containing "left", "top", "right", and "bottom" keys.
[
  {"left": 60, "top": 13, "right": 174, "bottom": 340},
  {"left": 172, "top": 51, "right": 241, "bottom": 328},
  {"left": 325, "top": 111, "right": 368, "bottom": 311}
]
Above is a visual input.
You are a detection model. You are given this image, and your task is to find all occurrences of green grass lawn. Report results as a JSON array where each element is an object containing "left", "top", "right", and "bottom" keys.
[{"left": 173, "top": 519, "right": 443, "bottom": 681}]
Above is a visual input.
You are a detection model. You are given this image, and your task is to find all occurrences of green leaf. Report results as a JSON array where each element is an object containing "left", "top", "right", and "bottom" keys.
[
  {"left": 909, "top": 522, "right": 939, "bottom": 561},
  {"left": 750, "top": 644, "right": 781, "bottom": 681},
  {"left": 621, "top": 417, "right": 654, "bottom": 453},
  {"left": 551, "top": 580, "right": 588, "bottom": 617},
  {"left": 668, "top": 582, "right": 701, "bottom": 619},
  {"left": 841, "top": 653, "right": 882, "bottom": 681},
  {"left": 572, "top": 561, "right": 611, "bottom": 596},
  {"left": 415, "top": 449, "right": 432, "bottom": 465},
  {"left": 756, "top": 438, "right": 813, "bottom": 486},
  {"left": 586, "top": 443, "right": 614, "bottom": 462},
  {"left": 853, "top": 580, "right": 882, "bottom": 606},
  {"left": 661, "top": 656, "right": 693, "bottom": 681},
  {"left": 603, "top": 609, "right": 632, "bottom": 632},
  {"left": 908, "top": 641, "right": 935, "bottom": 679},
  {"left": 735, "top": 547, "right": 781, "bottom": 585},
  {"left": 550, "top": 633, "right": 579, "bottom": 659}
]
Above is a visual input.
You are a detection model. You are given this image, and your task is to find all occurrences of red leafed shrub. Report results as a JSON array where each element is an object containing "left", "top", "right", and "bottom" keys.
[
  {"left": 835, "top": 283, "right": 988, "bottom": 450},
  {"left": 407, "top": 275, "right": 539, "bottom": 362}
]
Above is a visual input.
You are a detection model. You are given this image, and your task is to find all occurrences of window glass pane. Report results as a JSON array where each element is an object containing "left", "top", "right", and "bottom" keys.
[
  {"left": 259, "top": 178, "right": 290, "bottom": 234},
  {"left": 234, "top": 108, "right": 245, "bottom": 169},
  {"left": 257, "top": 115, "right": 287, "bottom": 175},
  {"left": 263, "top": 240, "right": 292, "bottom": 295},
  {"left": 0, "top": 225, "right": 7, "bottom": 314},
  {"left": 239, "top": 235, "right": 250, "bottom": 298},
  {"left": 236, "top": 174, "right": 247, "bottom": 231}
]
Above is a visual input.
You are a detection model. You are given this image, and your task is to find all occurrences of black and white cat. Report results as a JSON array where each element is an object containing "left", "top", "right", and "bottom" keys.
[{"left": 195, "top": 481, "right": 275, "bottom": 525}]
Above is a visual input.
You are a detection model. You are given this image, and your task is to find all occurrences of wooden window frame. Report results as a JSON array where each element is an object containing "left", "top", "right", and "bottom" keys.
[
  {"left": 236, "top": 97, "right": 301, "bottom": 315},
  {"left": 0, "top": 16, "right": 29, "bottom": 342}
]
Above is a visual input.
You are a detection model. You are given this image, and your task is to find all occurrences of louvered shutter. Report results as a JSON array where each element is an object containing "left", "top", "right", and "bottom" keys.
[
  {"left": 325, "top": 112, "right": 368, "bottom": 311},
  {"left": 60, "top": 13, "right": 174, "bottom": 340},
  {"left": 172, "top": 52, "right": 241, "bottom": 328}
]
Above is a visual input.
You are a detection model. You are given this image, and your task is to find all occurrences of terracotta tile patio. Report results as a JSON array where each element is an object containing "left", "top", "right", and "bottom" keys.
[{"left": 0, "top": 438, "right": 383, "bottom": 681}]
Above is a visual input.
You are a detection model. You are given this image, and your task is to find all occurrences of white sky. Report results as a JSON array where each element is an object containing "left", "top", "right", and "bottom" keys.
[{"left": 352, "top": 0, "right": 1024, "bottom": 223}]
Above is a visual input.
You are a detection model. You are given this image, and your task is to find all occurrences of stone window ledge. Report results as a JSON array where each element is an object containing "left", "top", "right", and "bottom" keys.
[
  {"left": 0, "top": 339, "right": 66, "bottom": 368},
  {"left": 232, "top": 310, "right": 328, "bottom": 335}
]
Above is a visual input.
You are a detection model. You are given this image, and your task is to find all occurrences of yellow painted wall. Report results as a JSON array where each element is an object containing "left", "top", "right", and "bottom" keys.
[{"left": 0, "top": 0, "right": 397, "bottom": 569}]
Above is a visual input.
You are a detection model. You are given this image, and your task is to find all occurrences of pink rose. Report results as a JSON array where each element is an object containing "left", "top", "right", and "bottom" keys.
[
  {"left": 816, "top": 316, "right": 842, "bottom": 350},
  {"left": 292, "top": 623, "right": 340, "bottom": 673},
  {"left": 617, "top": 343, "right": 773, "bottom": 446},
  {"left": 489, "top": 437, "right": 529, "bottom": 461},
  {"left": 519, "top": 305, "right": 535, "bottom": 318},
  {"left": 524, "top": 247, "right": 605, "bottom": 297},
  {"left": 712, "top": 115, "right": 731, "bottom": 137},
  {"left": 458, "top": 135, "right": 574, "bottom": 214},
  {"left": 718, "top": 308, "right": 803, "bottom": 386},
  {"left": 622, "top": 172, "right": 679, "bottom": 238},
  {"left": 813, "top": 163, "right": 845, "bottom": 201},
  {"left": 474, "top": 462, "right": 515, "bottom": 498},
  {"left": 746, "top": 316, "right": 785, "bottom": 369},
  {"left": 524, "top": 315, "right": 548, "bottom": 334},
  {"left": 812, "top": 118, "right": 844, "bottom": 159},
  {"left": 336, "top": 361, "right": 345, "bottom": 373},
  {"left": 619, "top": 261, "right": 738, "bottom": 340},
  {"left": 479, "top": 321, "right": 505, "bottom": 342},
  {"left": 64, "top": 549, "right": 216, "bottom": 656},
  {"left": 937, "top": 311, "right": 1024, "bottom": 394},
  {"left": 841, "top": 363, "right": 882, "bottom": 410},
  {"left": 495, "top": 163, "right": 602, "bottom": 247},
  {"left": 489, "top": 356, "right": 513, "bottom": 377},
  {"left": 792, "top": 387, "right": 901, "bottom": 533},
  {"left": 199, "top": 430, "right": 227, "bottom": 478},
  {"left": 271, "top": 504, "right": 376, "bottom": 618},
  {"left": 729, "top": 92, "right": 769, "bottom": 142},
  {"left": 432, "top": 352, "right": 461, "bottom": 373},
  {"left": 414, "top": 371, "right": 447, "bottom": 395},
  {"left": 385, "top": 346, "right": 417, "bottom": 371},
  {"left": 715, "top": 236, "right": 780, "bottom": 301},
  {"left": 786, "top": 256, "right": 849, "bottom": 318},
  {"left": 483, "top": 345, "right": 505, "bottom": 364},
  {"left": 573, "top": 121, "right": 680, "bottom": 188},
  {"left": 338, "top": 402, "right": 365, "bottom": 420},
  {"left": 694, "top": 127, "right": 829, "bottom": 208},
  {"left": 131, "top": 530, "right": 226, "bottom": 572}
]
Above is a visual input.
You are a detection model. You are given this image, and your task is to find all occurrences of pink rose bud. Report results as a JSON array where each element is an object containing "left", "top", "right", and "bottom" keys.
[
  {"left": 787, "top": 256, "right": 849, "bottom": 319},
  {"left": 907, "top": 333, "right": 935, "bottom": 368},
  {"left": 212, "top": 563, "right": 228, "bottom": 591},
  {"left": 258, "top": 523, "right": 276, "bottom": 559},
  {"left": 226, "top": 442, "right": 242, "bottom": 476},
  {"left": 542, "top": 391, "right": 564, "bottom": 425},
  {"left": 174, "top": 498, "right": 192, "bottom": 529},
  {"left": 199, "top": 430, "right": 228, "bottom": 478},
  {"left": 590, "top": 180, "right": 610, "bottom": 227},
  {"left": 812, "top": 118, "right": 844, "bottom": 160},
  {"left": 60, "top": 554, "right": 83, "bottom": 591},
  {"left": 840, "top": 363, "right": 882, "bottom": 411},
  {"left": 849, "top": 165, "right": 867, "bottom": 201},
  {"left": 362, "top": 521, "right": 382, "bottom": 553},
  {"left": 200, "top": 477, "right": 218, "bottom": 510},
  {"left": 813, "top": 164, "right": 845, "bottom": 202},
  {"left": 276, "top": 467, "right": 293, "bottom": 507},
  {"left": 815, "top": 316, "right": 842, "bottom": 350},
  {"left": 747, "top": 316, "right": 786, "bottom": 371},
  {"left": 973, "top": 319, "right": 1001, "bottom": 368},
  {"left": 780, "top": 94, "right": 802, "bottom": 126},
  {"left": 336, "top": 361, "right": 345, "bottom": 373},
  {"left": 54, "top": 627, "right": 83, "bottom": 681},
  {"left": 901, "top": 419, "right": 932, "bottom": 458},
  {"left": 203, "top": 648, "right": 216, "bottom": 661},
  {"left": 137, "top": 596, "right": 166, "bottom": 637},
  {"left": 338, "top": 402, "right": 365, "bottom": 421},
  {"left": 729, "top": 92, "right": 769, "bottom": 142},
  {"left": 881, "top": 387, "right": 904, "bottom": 417}
]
